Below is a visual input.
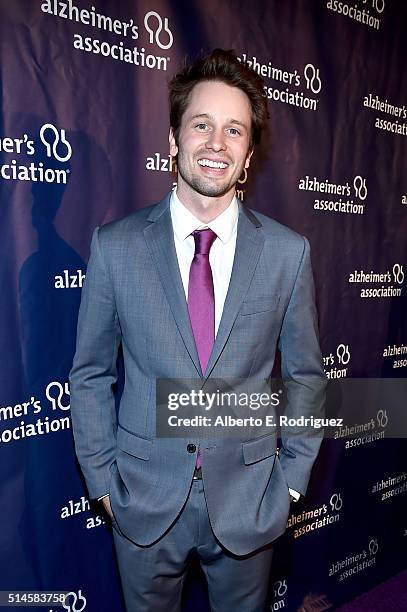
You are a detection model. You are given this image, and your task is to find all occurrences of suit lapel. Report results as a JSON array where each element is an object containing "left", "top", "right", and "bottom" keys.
[
  {"left": 143, "top": 193, "right": 264, "bottom": 379},
  {"left": 204, "top": 203, "right": 264, "bottom": 377},
  {"left": 143, "top": 193, "right": 203, "bottom": 377}
]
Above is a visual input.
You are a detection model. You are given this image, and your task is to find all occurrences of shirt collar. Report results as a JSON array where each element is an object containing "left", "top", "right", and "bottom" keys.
[{"left": 170, "top": 188, "right": 238, "bottom": 244}]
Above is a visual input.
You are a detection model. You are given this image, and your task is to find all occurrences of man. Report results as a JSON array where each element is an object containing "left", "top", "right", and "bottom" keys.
[{"left": 69, "top": 49, "right": 326, "bottom": 612}]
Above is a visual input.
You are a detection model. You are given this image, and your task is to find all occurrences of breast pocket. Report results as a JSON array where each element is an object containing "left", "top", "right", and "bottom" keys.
[{"left": 240, "top": 295, "right": 280, "bottom": 316}]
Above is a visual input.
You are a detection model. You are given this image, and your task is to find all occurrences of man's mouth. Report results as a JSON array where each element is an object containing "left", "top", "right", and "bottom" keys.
[{"left": 197, "top": 158, "right": 229, "bottom": 170}]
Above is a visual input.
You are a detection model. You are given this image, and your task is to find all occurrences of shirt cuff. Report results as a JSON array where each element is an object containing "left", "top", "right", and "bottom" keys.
[
  {"left": 98, "top": 494, "right": 109, "bottom": 501},
  {"left": 288, "top": 488, "right": 301, "bottom": 502}
]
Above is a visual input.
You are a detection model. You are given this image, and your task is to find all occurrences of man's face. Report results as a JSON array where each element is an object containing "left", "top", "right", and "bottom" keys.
[{"left": 169, "top": 80, "right": 253, "bottom": 200}]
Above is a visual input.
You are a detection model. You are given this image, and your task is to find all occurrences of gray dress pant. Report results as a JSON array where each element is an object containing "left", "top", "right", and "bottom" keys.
[{"left": 111, "top": 478, "right": 273, "bottom": 612}]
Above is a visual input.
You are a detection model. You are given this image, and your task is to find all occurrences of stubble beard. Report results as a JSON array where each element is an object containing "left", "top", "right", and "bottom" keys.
[{"left": 177, "top": 151, "right": 240, "bottom": 199}]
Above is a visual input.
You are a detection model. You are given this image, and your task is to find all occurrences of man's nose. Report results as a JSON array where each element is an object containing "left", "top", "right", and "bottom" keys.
[{"left": 205, "top": 128, "right": 226, "bottom": 152}]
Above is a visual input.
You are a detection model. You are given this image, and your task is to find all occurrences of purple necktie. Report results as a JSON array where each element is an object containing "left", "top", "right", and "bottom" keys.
[{"left": 188, "top": 228, "right": 217, "bottom": 469}]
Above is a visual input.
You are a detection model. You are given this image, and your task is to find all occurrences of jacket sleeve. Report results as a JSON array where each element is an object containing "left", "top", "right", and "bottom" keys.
[
  {"left": 69, "top": 226, "right": 121, "bottom": 500},
  {"left": 277, "top": 236, "right": 327, "bottom": 496}
]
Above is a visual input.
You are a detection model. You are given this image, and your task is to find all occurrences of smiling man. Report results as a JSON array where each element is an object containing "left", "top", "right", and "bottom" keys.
[
  {"left": 69, "top": 49, "right": 326, "bottom": 611},
  {"left": 171, "top": 79, "right": 252, "bottom": 209}
]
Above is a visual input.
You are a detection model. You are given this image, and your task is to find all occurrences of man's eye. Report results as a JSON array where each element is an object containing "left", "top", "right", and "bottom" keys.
[
  {"left": 196, "top": 123, "right": 208, "bottom": 130},
  {"left": 228, "top": 128, "right": 240, "bottom": 136}
]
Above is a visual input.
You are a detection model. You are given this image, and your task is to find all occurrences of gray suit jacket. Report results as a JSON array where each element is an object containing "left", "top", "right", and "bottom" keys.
[{"left": 69, "top": 192, "right": 326, "bottom": 556}]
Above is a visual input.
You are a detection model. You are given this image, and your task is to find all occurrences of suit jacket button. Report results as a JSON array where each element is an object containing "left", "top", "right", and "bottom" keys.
[{"left": 187, "top": 444, "right": 196, "bottom": 453}]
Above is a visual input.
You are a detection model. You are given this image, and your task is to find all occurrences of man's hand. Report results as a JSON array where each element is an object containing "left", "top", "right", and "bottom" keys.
[
  {"left": 289, "top": 488, "right": 300, "bottom": 502},
  {"left": 101, "top": 495, "right": 113, "bottom": 519}
]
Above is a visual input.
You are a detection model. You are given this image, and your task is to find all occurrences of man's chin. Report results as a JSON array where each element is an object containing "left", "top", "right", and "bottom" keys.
[{"left": 190, "top": 179, "right": 234, "bottom": 199}]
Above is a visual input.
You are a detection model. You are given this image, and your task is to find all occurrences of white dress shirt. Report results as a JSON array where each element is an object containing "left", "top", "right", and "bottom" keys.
[{"left": 170, "top": 189, "right": 238, "bottom": 336}]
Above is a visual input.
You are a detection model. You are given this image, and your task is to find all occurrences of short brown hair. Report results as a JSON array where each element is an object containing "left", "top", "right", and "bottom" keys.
[{"left": 169, "top": 48, "right": 269, "bottom": 149}]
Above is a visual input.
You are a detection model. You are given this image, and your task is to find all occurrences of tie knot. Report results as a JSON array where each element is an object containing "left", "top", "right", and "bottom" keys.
[{"left": 192, "top": 228, "right": 217, "bottom": 256}]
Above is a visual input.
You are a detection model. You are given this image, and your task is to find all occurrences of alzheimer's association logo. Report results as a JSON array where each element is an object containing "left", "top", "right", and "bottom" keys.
[
  {"left": 144, "top": 11, "right": 173, "bottom": 49},
  {"left": 63, "top": 590, "right": 86, "bottom": 612},
  {"left": 39, "top": 123, "right": 72, "bottom": 162}
]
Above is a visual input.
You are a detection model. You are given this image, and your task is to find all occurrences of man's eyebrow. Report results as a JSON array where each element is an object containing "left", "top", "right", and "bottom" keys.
[
  {"left": 229, "top": 119, "right": 248, "bottom": 130},
  {"left": 188, "top": 113, "right": 248, "bottom": 130},
  {"left": 188, "top": 113, "right": 213, "bottom": 122}
]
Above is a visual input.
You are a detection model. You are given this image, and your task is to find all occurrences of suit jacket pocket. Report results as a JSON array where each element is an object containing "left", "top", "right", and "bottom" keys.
[
  {"left": 242, "top": 433, "right": 278, "bottom": 464},
  {"left": 116, "top": 425, "right": 152, "bottom": 460},
  {"left": 240, "top": 295, "right": 280, "bottom": 316}
]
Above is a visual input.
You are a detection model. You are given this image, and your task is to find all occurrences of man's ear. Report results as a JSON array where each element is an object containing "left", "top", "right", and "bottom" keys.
[
  {"left": 169, "top": 127, "right": 178, "bottom": 157},
  {"left": 244, "top": 148, "right": 254, "bottom": 170}
]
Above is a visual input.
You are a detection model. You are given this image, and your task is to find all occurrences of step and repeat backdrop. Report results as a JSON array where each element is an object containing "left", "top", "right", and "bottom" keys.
[{"left": 1, "top": 1, "right": 406, "bottom": 610}]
